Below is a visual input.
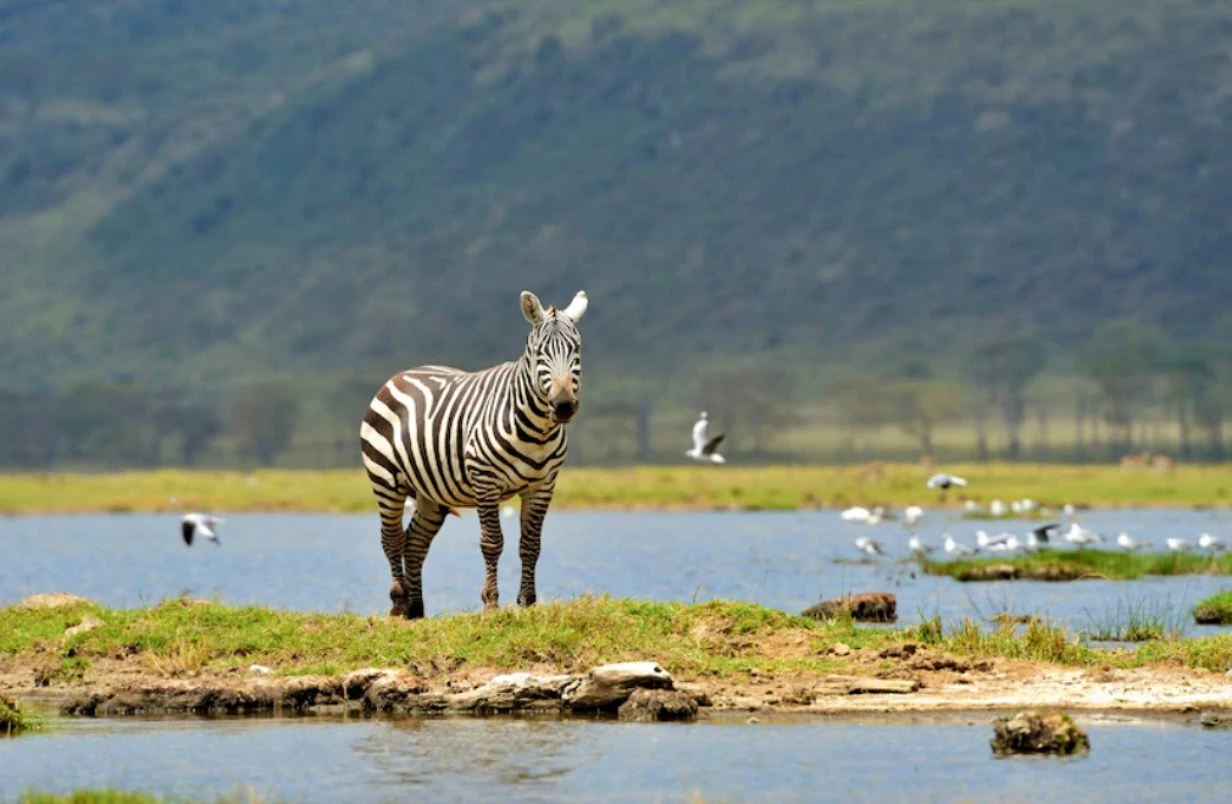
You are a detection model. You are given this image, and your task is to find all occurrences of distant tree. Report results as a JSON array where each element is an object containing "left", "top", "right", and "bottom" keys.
[
  {"left": 699, "top": 367, "right": 799, "bottom": 456},
  {"left": 51, "top": 381, "right": 149, "bottom": 466},
  {"left": 968, "top": 336, "right": 1048, "bottom": 460},
  {"left": 1079, "top": 319, "right": 1168, "bottom": 454},
  {"left": 178, "top": 401, "right": 223, "bottom": 466},
  {"left": 883, "top": 378, "right": 965, "bottom": 458},
  {"left": 226, "top": 382, "right": 300, "bottom": 466}
]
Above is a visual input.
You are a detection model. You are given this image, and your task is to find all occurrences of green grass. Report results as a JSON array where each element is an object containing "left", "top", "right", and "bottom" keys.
[
  {"left": 17, "top": 790, "right": 268, "bottom": 804},
  {"left": 922, "top": 549, "right": 1232, "bottom": 582},
  {"left": 4, "top": 597, "right": 1232, "bottom": 685},
  {"left": 1081, "top": 595, "right": 1187, "bottom": 642},
  {"left": 1, "top": 462, "right": 1231, "bottom": 515},
  {"left": 1, "top": 691, "right": 37, "bottom": 736},
  {"left": 1193, "top": 590, "right": 1232, "bottom": 625}
]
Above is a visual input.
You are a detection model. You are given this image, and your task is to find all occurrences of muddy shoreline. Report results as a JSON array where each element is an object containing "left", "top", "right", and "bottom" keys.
[{"left": 6, "top": 656, "right": 1232, "bottom": 720}]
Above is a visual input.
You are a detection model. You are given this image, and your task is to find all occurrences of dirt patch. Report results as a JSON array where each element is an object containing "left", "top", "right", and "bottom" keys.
[{"left": 17, "top": 593, "right": 92, "bottom": 610}]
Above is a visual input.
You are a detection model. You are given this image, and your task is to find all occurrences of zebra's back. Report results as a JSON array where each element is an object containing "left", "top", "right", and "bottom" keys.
[{"left": 361, "top": 361, "right": 549, "bottom": 508}]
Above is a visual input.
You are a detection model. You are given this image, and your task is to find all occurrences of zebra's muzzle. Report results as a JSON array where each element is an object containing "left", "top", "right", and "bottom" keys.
[{"left": 551, "top": 397, "right": 579, "bottom": 423}]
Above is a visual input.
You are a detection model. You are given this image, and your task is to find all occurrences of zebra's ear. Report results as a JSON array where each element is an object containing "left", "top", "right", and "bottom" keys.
[
  {"left": 561, "top": 290, "right": 588, "bottom": 323},
  {"left": 520, "top": 291, "right": 545, "bottom": 325}
]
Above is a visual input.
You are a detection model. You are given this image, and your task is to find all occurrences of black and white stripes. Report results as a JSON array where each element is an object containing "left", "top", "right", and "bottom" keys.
[{"left": 360, "top": 289, "right": 588, "bottom": 619}]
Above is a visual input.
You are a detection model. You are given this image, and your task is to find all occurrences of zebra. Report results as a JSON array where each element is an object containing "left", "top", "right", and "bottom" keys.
[{"left": 360, "top": 289, "right": 588, "bottom": 619}]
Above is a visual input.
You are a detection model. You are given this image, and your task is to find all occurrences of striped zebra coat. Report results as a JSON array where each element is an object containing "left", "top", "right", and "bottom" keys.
[{"left": 360, "top": 289, "right": 588, "bottom": 619}]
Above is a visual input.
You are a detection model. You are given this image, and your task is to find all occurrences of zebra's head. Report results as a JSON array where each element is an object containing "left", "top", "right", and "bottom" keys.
[{"left": 520, "top": 289, "right": 587, "bottom": 425}]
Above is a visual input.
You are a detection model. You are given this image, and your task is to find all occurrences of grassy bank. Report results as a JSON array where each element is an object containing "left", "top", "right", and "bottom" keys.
[
  {"left": 1, "top": 462, "right": 1231, "bottom": 515},
  {"left": 3, "top": 596, "right": 1231, "bottom": 683},
  {"left": 922, "top": 550, "right": 1232, "bottom": 582},
  {"left": 1194, "top": 590, "right": 1232, "bottom": 625}
]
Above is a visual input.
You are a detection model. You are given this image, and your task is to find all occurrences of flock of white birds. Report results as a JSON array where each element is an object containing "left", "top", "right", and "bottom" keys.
[{"left": 842, "top": 473, "right": 1228, "bottom": 561}]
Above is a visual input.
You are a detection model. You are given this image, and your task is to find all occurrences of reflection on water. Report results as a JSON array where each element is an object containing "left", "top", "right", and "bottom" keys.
[
  {"left": 0, "top": 712, "right": 1230, "bottom": 803},
  {"left": 0, "top": 509, "right": 1230, "bottom": 635}
]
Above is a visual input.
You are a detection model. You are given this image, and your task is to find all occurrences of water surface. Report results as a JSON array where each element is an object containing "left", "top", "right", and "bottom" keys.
[
  {"left": 1, "top": 509, "right": 1230, "bottom": 634},
  {"left": 1, "top": 711, "right": 1229, "bottom": 803}
]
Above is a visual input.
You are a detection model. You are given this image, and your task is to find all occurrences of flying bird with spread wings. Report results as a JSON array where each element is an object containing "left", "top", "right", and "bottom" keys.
[
  {"left": 181, "top": 513, "right": 224, "bottom": 547},
  {"left": 685, "top": 411, "right": 726, "bottom": 464}
]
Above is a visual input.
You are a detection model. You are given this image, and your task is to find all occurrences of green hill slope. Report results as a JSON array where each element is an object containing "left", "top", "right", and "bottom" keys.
[{"left": 3, "top": 0, "right": 1230, "bottom": 391}]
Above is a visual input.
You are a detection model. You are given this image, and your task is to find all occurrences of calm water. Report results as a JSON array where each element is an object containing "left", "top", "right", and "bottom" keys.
[
  {"left": 1, "top": 508, "right": 1230, "bottom": 634},
  {"left": 1, "top": 711, "right": 1229, "bottom": 803}
]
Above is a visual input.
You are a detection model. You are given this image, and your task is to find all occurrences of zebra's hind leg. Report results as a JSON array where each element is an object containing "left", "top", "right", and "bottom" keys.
[
  {"left": 516, "top": 479, "right": 557, "bottom": 608},
  {"left": 403, "top": 502, "right": 450, "bottom": 620},
  {"left": 376, "top": 495, "right": 410, "bottom": 617}
]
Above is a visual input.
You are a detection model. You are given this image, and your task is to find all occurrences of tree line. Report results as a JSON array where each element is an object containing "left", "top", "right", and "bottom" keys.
[{"left": 1, "top": 317, "right": 1228, "bottom": 469}]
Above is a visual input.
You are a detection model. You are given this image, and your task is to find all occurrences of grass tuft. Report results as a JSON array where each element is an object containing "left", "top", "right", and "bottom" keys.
[
  {"left": 1192, "top": 590, "right": 1232, "bottom": 625},
  {"left": 1080, "top": 595, "right": 1187, "bottom": 642},
  {"left": 922, "top": 549, "right": 1232, "bottom": 582},
  {"left": 1, "top": 692, "right": 37, "bottom": 736},
  {"left": 18, "top": 789, "right": 270, "bottom": 804}
]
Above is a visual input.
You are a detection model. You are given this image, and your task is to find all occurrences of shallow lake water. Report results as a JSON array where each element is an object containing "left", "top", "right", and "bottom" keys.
[
  {"left": 1, "top": 710, "right": 1230, "bottom": 803},
  {"left": 1, "top": 508, "right": 1230, "bottom": 635}
]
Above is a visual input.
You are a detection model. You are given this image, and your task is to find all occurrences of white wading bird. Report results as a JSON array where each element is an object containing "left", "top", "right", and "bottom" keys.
[
  {"left": 686, "top": 411, "right": 726, "bottom": 464},
  {"left": 854, "top": 535, "right": 886, "bottom": 557},
  {"left": 1198, "top": 533, "right": 1227, "bottom": 553},
  {"left": 902, "top": 505, "right": 925, "bottom": 531},
  {"left": 181, "top": 513, "right": 224, "bottom": 547},
  {"left": 943, "top": 534, "right": 977, "bottom": 557},
  {"left": 405, "top": 498, "right": 462, "bottom": 518},
  {"left": 908, "top": 535, "right": 936, "bottom": 557},
  {"left": 1165, "top": 537, "right": 1191, "bottom": 552},
  {"left": 1116, "top": 532, "right": 1151, "bottom": 552}
]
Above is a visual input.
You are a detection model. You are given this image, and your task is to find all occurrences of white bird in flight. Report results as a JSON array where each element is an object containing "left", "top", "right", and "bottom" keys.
[
  {"left": 926, "top": 473, "right": 967, "bottom": 490},
  {"left": 686, "top": 411, "right": 726, "bottom": 464},
  {"left": 182, "top": 513, "right": 224, "bottom": 547}
]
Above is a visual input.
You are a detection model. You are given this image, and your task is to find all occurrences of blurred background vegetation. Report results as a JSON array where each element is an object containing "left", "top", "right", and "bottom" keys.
[{"left": 1, "top": 0, "right": 1230, "bottom": 469}]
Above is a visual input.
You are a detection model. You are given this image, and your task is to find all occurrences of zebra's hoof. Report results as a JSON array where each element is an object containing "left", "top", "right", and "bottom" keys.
[
  {"left": 405, "top": 599, "right": 425, "bottom": 620},
  {"left": 517, "top": 593, "right": 536, "bottom": 608},
  {"left": 389, "top": 602, "right": 406, "bottom": 618}
]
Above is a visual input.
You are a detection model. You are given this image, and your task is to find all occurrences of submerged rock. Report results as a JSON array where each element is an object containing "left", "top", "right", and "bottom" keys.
[
  {"left": 617, "top": 689, "right": 698, "bottom": 722},
  {"left": 1199, "top": 711, "right": 1232, "bottom": 729},
  {"left": 991, "top": 711, "right": 1090, "bottom": 756},
  {"left": 803, "top": 593, "right": 897, "bottom": 623}
]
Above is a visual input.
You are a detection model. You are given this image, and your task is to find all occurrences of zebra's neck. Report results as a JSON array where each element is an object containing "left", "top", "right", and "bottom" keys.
[{"left": 510, "top": 352, "right": 562, "bottom": 440}]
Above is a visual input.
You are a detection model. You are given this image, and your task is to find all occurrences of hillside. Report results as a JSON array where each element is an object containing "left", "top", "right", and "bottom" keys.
[{"left": 3, "top": 0, "right": 1231, "bottom": 395}]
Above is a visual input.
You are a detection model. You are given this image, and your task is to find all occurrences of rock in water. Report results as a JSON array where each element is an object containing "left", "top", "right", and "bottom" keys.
[
  {"left": 617, "top": 689, "right": 699, "bottom": 722},
  {"left": 991, "top": 711, "right": 1090, "bottom": 756},
  {"left": 802, "top": 593, "right": 897, "bottom": 623}
]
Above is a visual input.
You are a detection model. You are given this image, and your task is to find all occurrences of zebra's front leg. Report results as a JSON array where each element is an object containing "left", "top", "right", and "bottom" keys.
[
  {"left": 402, "top": 502, "right": 450, "bottom": 620},
  {"left": 517, "top": 480, "right": 556, "bottom": 608},
  {"left": 476, "top": 491, "right": 505, "bottom": 611}
]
